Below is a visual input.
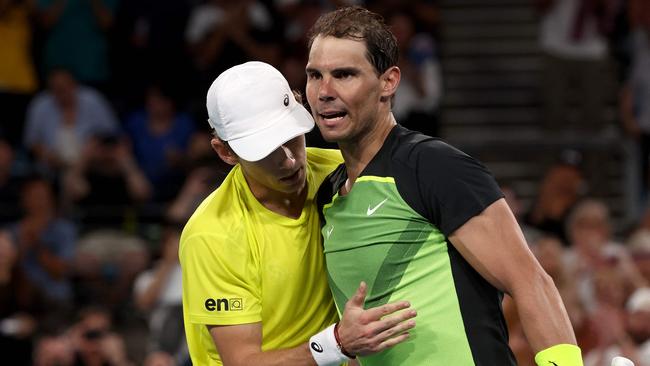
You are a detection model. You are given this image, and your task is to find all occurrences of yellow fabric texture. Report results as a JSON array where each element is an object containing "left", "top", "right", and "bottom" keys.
[
  {"left": 180, "top": 148, "right": 343, "bottom": 365},
  {"left": 0, "top": 5, "right": 37, "bottom": 93},
  {"left": 535, "top": 344, "right": 583, "bottom": 366}
]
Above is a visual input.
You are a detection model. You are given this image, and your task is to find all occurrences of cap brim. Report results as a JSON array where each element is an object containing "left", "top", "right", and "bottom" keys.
[{"left": 228, "top": 104, "right": 315, "bottom": 162}]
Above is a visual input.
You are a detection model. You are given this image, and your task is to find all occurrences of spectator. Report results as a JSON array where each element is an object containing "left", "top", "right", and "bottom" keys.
[
  {"left": 536, "top": 0, "right": 618, "bottom": 132},
  {"left": 110, "top": 0, "right": 195, "bottom": 118},
  {"left": 185, "top": 0, "right": 282, "bottom": 99},
  {"left": 8, "top": 175, "right": 77, "bottom": 313},
  {"left": 388, "top": 12, "right": 442, "bottom": 137},
  {"left": 74, "top": 230, "right": 149, "bottom": 311},
  {"left": 564, "top": 199, "right": 646, "bottom": 313},
  {"left": 68, "top": 306, "right": 133, "bottom": 366},
  {"left": 624, "top": 287, "right": 650, "bottom": 365},
  {"left": 583, "top": 277, "right": 647, "bottom": 366},
  {"left": 23, "top": 69, "right": 119, "bottom": 174},
  {"left": 627, "top": 229, "right": 650, "bottom": 284},
  {"left": 62, "top": 133, "right": 151, "bottom": 228},
  {"left": 0, "top": 230, "right": 39, "bottom": 366},
  {"left": 133, "top": 225, "right": 188, "bottom": 364},
  {"left": 0, "top": 0, "right": 38, "bottom": 147},
  {"left": 37, "top": 0, "right": 118, "bottom": 87},
  {"left": 124, "top": 83, "right": 195, "bottom": 202},
  {"left": 525, "top": 151, "right": 586, "bottom": 244},
  {"left": 620, "top": 0, "right": 650, "bottom": 215}
]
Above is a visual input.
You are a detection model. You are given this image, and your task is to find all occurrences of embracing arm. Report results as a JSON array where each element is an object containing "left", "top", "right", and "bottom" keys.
[
  {"left": 209, "top": 283, "right": 416, "bottom": 366},
  {"left": 449, "top": 199, "right": 578, "bottom": 360}
]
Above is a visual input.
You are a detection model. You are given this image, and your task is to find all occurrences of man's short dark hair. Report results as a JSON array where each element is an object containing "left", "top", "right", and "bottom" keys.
[{"left": 307, "top": 6, "right": 399, "bottom": 76}]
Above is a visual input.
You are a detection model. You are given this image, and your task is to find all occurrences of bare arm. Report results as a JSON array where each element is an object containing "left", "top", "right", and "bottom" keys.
[
  {"left": 209, "top": 283, "right": 416, "bottom": 366},
  {"left": 448, "top": 198, "right": 576, "bottom": 352}
]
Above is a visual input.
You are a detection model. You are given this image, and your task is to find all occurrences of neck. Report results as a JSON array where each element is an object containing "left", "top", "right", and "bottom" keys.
[
  {"left": 340, "top": 112, "right": 396, "bottom": 190},
  {"left": 244, "top": 173, "right": 308, "bottom": 219}
]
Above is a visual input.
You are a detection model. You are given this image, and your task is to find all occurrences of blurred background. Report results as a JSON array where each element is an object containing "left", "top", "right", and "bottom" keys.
[{"left": 1, "top": 0, "right": 650, "bottom": 365}]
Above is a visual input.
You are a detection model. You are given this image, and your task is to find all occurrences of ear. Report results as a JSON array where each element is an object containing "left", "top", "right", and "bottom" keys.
[
  {"left": 211, "top": 138, "right": 238, "bottom": 166},
  {"left": 380, "top": 66, "right": 401, "bottom": 101}
]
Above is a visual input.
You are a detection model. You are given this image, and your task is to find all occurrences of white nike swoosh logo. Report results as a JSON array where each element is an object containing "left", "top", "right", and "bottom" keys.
[
  {"left": 367, "top": 198, "right": 388, "bottom": 216},
  {"left": 326, "top": 225, "right": 334, "bottom": 238}
]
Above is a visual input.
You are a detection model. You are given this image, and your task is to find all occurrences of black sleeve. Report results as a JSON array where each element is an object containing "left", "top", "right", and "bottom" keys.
[{"left": 394, "top": 138, "right": 503, "bottom": 237}]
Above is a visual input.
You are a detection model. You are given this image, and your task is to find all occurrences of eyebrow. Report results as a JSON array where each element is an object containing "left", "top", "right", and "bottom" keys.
[{"left": 305, "top": 66, "right": 361, "bottom": 75}]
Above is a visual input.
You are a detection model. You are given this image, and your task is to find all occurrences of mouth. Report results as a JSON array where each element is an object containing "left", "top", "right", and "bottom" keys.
[
  {"left": 280, "top": 167, "right": 302, "bottom": 183},
  {"left": 318, "top": 110, "right": 348, "bottom": 124}
]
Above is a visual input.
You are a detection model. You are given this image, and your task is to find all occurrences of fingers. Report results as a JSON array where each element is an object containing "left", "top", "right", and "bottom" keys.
[
  {"left": 347, "top": 282, "right": 367, "bottom": 308},
  {"left": 362, "top": 299, "right": 411, "bottom": 322}
]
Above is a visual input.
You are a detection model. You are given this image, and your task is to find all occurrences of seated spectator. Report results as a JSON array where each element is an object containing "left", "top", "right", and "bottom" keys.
[
  {"left": 74, "top": 230, "right": 148, "bottom": 311},
  {"left": 62, "top": 133, "right": 151, "bottom": 228},
  {"left": 7, "top": 175, "right": 77, "bottom": 313},
  {"left": 0, "top": 230, "right": 39, "bottom": 366},
  {"left": 67, "top": 306, "right": 133, "bottom": 366},
  {"left": 185, "top": 0, "right": 282, "bottom": 97},
  {"left": 584, "top": 264, "right": 643, "bottom": 366},
  {"left": 133, "top": 224, "right": 187, "bottom": 364},
  {"left": 564, "top": 199, "right": 646, "bottom": 313},
  {"left": 628, "top": 229, "right": 650, "bottom": 284},
  {"left": 525, "top": 150, "right": 586, "bottom": 244},
  {"left": 36, "top": 0, "right": 118, "bottom": 87},
  {"left": 388, "top": 12, "right": 442, "bottom": 137},
  {"left": 625, "top": 288, "right": 650, "bottom": 365},
  {"left": 0, "top": 0, "right": 38, "bottom": 147},
  {"left": 23, "top": 69, "right": 118, "bottom": 174},
  {"left": 124, "top": 83, "right": 195, "bottom": 202}
]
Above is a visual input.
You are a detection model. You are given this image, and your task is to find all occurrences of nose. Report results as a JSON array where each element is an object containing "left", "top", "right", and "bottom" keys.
[
  {"left": 277, "top": 144, "right": 297, "bottom": 169},
  {"left": 318, "top": 76, "right": 335, "bottom": 102}
]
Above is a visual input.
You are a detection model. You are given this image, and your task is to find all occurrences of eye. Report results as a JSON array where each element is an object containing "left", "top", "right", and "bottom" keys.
[
  {"left": 332, "top": 69, "right": 355, "bottom": 79},
  {"left": 306, "top": 71, "right": 321, "bottom": 80}
]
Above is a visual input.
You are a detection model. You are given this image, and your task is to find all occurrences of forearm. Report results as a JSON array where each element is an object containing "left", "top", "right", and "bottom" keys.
[
  {"left": 135, "top": 264, "right": 174, "bottom": 311},
  {"left": 513, "top": 272, "right": 576, "bottom": 352},
  {"left": 223, "top": 343, "right": 317, "bottom": 366}
]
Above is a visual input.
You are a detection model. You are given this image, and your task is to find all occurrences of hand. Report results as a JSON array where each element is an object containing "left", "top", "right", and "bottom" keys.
[{"left": 337, "top": 282, "right": 416, "bottom": 357}]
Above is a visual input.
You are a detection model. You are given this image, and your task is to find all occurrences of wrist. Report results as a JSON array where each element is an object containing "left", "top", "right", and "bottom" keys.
[
  {"left": 535, "top": 344, "right": 583, "bottom": 366},
  {"left": 333, "top": 322, "right": 355, "bottom": 359},
  {"left": 308, "top": 323, "right": 352, "bottom": 366}
]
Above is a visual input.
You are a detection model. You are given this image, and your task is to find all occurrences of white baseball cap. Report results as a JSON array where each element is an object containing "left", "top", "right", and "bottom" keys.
[{"left": 206, "top": 61, "right": 314, "bottom": 161}]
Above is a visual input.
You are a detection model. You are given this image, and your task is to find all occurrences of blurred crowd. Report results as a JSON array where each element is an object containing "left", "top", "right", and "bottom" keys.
[{"left": 0, "top": 0, "right": 649, "bottom": 365}]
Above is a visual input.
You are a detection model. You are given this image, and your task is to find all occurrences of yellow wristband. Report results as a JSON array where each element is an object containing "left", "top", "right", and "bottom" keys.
[{"left": 534, "top": 344, "right": 583, "bottom": 366}]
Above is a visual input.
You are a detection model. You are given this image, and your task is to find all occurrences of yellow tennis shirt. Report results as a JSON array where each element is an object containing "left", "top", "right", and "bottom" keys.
[{"left": 180, "top": 148, "right": 343, "bottom": 365}]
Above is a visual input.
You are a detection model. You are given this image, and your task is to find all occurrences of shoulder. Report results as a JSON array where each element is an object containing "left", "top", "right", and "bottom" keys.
[
  {"left": 28, "top": 92, "right": 55, "bottom": 115},
  {"left": 389, "top": 126, "right": 475, "bottom": 172},
  {"left": 306, "top": 147, "right": 343, "bottom": 166},
  {"left": 180, "top": 171, "right": 248, "bottom": 255},
  {"left": 306, "top": 148, "right": 343, "bottom": 180}
]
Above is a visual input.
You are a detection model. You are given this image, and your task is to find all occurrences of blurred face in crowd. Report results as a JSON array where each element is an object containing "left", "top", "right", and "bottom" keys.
[
  {"left": 568, "top": 201, "right": 610, "bottom": 253},
  {"left": 48, "top": 70, "right": 77, "bottom": 108},
  {"left": 146, "top": 87, "right": 175, "bottom": 122},
  {"left": 21, "top": 179, "right": 55, "bottom": 214},
  {"left": 306, "top": 36, "right": 389, "bottom": 144},
  {"left": 77, "top": 310, "right": 111, "bottom": 356},
  {"left": 389, "top": 14, "right": 414, "bottom": 50}
]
